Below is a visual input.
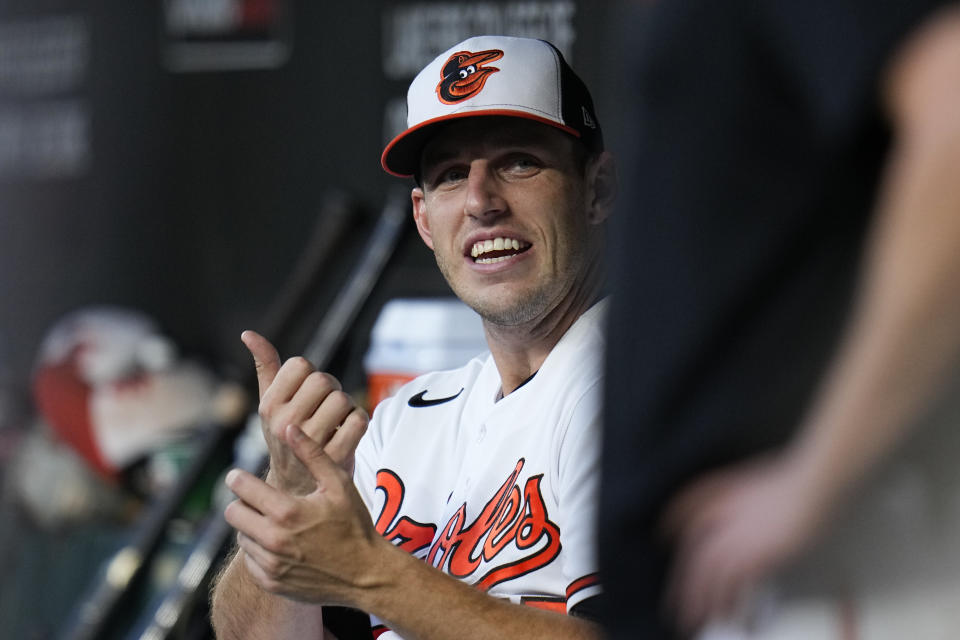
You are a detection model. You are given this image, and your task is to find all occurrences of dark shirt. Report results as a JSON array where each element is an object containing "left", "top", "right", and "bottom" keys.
[{"left": 599, "top": 1, "right": 949, "bottom": 636}]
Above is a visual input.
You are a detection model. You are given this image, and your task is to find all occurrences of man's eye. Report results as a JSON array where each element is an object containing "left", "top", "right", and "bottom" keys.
[
  {"left": 506, "top": 156, "right": 540, "bottom": 173},
  {"left": 437, "top": 167, "right": 467, "bottom": 184}
]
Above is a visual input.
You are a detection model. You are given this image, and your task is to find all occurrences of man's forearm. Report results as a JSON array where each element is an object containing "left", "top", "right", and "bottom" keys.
[
  {"left": 789, "top": 7, "right": 960, "bottom": 506},
  {"left": 213, "top": 535, "right": 599, "bottom": 640},
  {"left": 352, "top": 540, "right": 600, "bottom": 640},
  {"left": 210, "top": 547, "right": 325, "bottom": 639}
]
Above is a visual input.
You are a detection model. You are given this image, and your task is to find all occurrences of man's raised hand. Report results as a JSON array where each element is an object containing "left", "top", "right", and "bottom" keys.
[
  {"left": 241, "top": 330, "right": 368, "bottom": 494},
  {"left": 224, "top": 424, "right": 384, "bottom": 605}
]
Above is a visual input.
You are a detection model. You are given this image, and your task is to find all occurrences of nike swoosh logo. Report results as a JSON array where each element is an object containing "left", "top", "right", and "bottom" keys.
[{"left": 407, "top": 388, "right": 464, "bottom": 407}]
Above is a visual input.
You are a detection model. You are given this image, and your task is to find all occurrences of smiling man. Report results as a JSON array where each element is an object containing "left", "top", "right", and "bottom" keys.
[{"left": 210, "top": 35, "right": 616, "bottom": 640}]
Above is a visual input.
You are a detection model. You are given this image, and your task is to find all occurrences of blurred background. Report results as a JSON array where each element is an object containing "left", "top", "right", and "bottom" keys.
[{"left": 0, "top": 1, "right": 623, "bottom": 638}]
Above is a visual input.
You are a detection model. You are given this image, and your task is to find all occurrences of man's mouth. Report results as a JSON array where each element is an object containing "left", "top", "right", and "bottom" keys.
[{"left": 470, "top": 237, "right": 531, "bottom": 264}]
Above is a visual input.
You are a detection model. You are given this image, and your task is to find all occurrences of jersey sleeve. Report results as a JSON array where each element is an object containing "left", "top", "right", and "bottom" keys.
[{"left": 554, "top": 378, "right": 604, "bottom": 611}]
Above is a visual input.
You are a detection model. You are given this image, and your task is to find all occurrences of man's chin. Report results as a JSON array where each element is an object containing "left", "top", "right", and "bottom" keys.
[{"left": 463, "top": 292, "right": 550, "bottom": 327}]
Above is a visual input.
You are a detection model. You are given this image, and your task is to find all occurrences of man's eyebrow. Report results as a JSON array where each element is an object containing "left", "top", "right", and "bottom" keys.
[
  {"left": 421, "top": 148, "right": 460, "bottom": 167},
  {"left": 425, "top": 136, "right": 551, "bottom": 162},
  {"left": 484, "top": 129, "right": 554, "bottom": 149}
]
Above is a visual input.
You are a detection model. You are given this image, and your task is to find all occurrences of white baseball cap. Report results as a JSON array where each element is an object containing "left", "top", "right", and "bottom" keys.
[{"left": 381, "top": 35, "right": 604, "bottom": 178}]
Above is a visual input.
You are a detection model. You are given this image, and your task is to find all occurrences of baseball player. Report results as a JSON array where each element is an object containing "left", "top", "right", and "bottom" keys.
[{"left": 210, "top": 35, "right": 616, "bottom": 640}]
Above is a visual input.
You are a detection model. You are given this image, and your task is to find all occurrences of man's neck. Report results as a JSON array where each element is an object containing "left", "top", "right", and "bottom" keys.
[{"left": 484, "top": 286, "right": 600, "bottom": 397}]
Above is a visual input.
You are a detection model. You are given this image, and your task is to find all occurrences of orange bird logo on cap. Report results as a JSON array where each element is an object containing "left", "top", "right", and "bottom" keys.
[{"left": 436, "top": 48, "right": 504, "bottom": 105}]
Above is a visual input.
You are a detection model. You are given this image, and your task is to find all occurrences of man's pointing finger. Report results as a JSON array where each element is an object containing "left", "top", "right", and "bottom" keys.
[{"left": 283, "top": 423, "right": 340, "bottom": 483}]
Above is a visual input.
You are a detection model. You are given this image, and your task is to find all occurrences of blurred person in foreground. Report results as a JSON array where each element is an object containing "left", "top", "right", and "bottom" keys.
[
  {"left": 210, "top": 35, "right": 615, "bottom": 639},
  {"left": 601, "top": 1, "right": 960, "bottom": 637}
]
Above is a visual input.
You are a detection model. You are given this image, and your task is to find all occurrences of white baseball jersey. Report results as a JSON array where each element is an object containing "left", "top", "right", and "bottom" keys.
[{"left": 353, "top": 300, "right": 606, "bottom": 639}]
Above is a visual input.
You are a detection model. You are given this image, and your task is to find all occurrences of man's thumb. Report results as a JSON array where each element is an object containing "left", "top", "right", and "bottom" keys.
[{"left": 241, "top": 330, "right": 281, "bottom": 398}]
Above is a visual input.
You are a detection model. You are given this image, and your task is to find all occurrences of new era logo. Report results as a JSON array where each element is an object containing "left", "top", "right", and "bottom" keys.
[{"left": 582, "top": 106, "right": 597, "bottom": 129}]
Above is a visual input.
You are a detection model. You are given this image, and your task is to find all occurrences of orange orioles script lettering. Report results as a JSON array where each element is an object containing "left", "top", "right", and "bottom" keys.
[
  {"left": 436, "top": 48, "right": 504, "bottom": 104},
  {"left": 374, "top": 459, "right": 561, "bottom": 591}
]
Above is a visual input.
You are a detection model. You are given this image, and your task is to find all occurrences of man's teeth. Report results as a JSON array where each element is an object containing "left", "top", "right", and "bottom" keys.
[
  {"left": 476, "top": 255, "right": 511, "bottom": 264},
  {"left": 471, "top": 237, "right": 523, "bottom": 262}
]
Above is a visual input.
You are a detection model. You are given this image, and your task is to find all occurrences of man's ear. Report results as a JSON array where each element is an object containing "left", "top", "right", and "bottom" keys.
[
  {"left": 411, "top": 187, "right": 435, "bottom": 250},
  {"left": 585, "top": 151, "right": 617, "bottom": 225}
]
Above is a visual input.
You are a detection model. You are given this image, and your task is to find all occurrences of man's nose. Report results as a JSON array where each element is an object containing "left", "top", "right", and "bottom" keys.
[{"left": 463, "top": 161, "right": 506, "bottom": 220}]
